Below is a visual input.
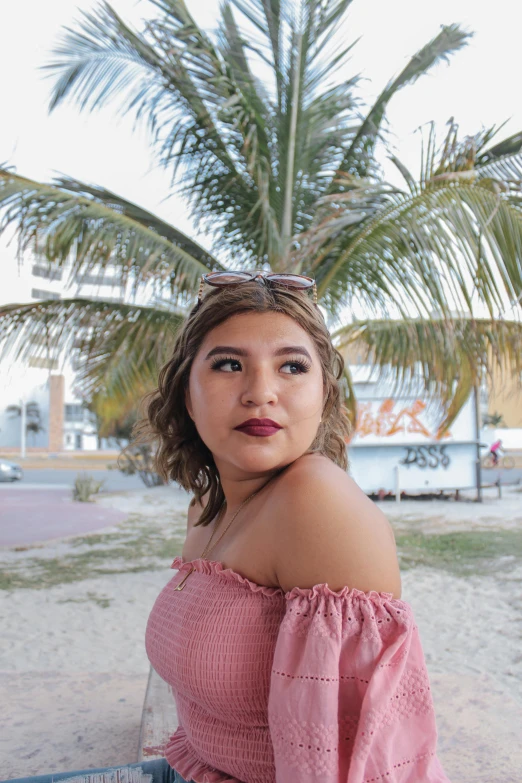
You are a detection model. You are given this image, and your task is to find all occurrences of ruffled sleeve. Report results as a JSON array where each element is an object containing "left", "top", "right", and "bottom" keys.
[{"left": 268, "top": 584, "right": 451, "bottom": 783}]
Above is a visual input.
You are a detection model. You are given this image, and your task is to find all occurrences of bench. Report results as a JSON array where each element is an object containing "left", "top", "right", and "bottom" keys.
[{"left": 138, "top": 666, "right": 179, "bottom": 762}]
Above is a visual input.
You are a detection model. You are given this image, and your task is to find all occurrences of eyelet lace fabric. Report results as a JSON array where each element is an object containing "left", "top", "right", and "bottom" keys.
[{"left": 144, "top": 557, "right": 451, "bottom": 783}]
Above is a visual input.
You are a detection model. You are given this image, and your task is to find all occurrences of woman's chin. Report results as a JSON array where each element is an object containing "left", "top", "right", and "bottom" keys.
[{"left": 218, "top": 444, "right": 296, "bottom": 475}]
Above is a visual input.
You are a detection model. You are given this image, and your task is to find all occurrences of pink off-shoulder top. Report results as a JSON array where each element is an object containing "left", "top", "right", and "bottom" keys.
[{"left": 144, "top": 555, "right": 451, "bottom": 783}]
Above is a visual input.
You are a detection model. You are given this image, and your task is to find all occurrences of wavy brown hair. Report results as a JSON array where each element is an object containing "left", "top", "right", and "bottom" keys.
[{"left": 131, "top": 281, "right": 352, "bottom": 526}]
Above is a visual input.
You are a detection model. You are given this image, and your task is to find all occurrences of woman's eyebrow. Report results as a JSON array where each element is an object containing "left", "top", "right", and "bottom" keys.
[
  {"left": 205, "top": 345, "right": 247, "bottom": 359},
  {"left": 204, "top": 345, "right": 313, "bottom": 361},
  {"left": 274, "top": 345, "right": 313, "bottom": 361}
]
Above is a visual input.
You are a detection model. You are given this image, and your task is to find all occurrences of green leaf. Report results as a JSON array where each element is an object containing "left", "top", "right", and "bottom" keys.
[
  {"left": 334, "top": 316, "right": 522, "bottom": 436},
  {"left": 310, "top": 182, "right": 522, "bottom": 321},
  {"left": 0, "top": 169, "right": 218, "bottom": 297},
  {"left": 332, "top": 24, "right": 472, "bottom": 181},
  {"left": 0, "top": 297, "right": 184, "bottom": 404}
]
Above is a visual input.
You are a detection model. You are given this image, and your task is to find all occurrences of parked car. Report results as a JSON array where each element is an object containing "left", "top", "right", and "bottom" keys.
[{"left": 0, "top": 459, "right": 23, "bottom": 482}]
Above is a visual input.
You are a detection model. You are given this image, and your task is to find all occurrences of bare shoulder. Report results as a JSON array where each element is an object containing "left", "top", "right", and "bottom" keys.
[{"left": 273, "top": 454, "right": 401, "bottom": 598}]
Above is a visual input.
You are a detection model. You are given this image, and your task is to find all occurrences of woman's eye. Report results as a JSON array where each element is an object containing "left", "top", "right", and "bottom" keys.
[
  {"left": 210, "top": 357, "right": 310, "bottom": 374},
  {"left": 281, "top": 361, "right": 310, "bottom": 375},
  {"left": 210, "top": 358, "right": 242, "bottom": 372}
]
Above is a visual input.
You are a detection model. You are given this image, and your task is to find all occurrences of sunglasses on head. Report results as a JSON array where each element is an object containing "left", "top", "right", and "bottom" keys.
[{"left": 197, "top": 271, "right": 317, "bottom": 304}]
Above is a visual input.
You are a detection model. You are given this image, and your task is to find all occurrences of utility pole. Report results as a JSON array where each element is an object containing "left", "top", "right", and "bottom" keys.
[
  {"left": 473, "top": 385, "right": 482, "bottom": 503},
  {"left": 20, "top": 397, "right": 26, "bottom": 460}
]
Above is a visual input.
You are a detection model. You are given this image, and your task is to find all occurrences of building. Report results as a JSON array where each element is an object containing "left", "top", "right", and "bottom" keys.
[
  {"left": 486, "top": 359, "right": 522, "bottom": 428},
  {"left": 0, "top": 251, "right": 128, "bottom": 452},
  {"left": 342, "top": 345, "right": 483, "bottom": 497}
]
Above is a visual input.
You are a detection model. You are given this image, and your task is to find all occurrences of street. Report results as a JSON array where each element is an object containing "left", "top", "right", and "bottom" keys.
[
  {"left": 17, "top": 468, "right": 145, "bottom": 492},
  {"left": 7, "top": 465, "right": 522, "bottom": 491}
]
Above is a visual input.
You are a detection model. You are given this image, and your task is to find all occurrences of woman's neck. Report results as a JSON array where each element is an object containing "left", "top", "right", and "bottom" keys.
[{"left": 217, "top": 465, "right": 288, "bottom": 513}]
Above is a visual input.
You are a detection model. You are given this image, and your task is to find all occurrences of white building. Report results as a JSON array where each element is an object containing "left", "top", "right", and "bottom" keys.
[
  {"left": 345, "top": 362, "right": 484, "bottom": 498},
  {"left": 0, "top": 250, "right": 127, "bottom": 452}
]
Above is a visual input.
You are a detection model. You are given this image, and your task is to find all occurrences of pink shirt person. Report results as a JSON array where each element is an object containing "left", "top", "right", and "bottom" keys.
[{"left": 145, "top": 556, "right": 451, "bottom": 783}]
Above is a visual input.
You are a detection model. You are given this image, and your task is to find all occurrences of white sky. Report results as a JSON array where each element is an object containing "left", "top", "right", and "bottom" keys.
[{"left": 1, "top": 0, "right": 521, "bottom": 310}]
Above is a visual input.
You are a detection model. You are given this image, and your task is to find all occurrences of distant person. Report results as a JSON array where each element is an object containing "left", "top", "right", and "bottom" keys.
[
  {"left": 489, "top": 438, "right": 504, "bottom": 465},
  {"left": 7, "top": 272, "right": 452, "bottom": 782}
]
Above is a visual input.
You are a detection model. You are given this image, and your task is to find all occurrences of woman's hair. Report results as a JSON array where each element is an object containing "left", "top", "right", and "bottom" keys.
[{"left": 131, "top": 282, "right": 352, "bottom": 526}]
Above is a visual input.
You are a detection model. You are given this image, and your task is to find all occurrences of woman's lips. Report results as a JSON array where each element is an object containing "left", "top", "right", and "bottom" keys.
[
  {"left": 235, "top": 424, "right": 281, "bottom": 437},
  {"left": 234, "top": 419, "right": 282, "bottom": 437}
]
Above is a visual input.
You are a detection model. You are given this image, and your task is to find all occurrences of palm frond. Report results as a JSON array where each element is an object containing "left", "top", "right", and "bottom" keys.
[
  {"left": 45, "top": 0, "right": 269, "bottom": 252},
  {"left": 42, "top": 1, "right": 477, "bottom": 270},
  {"left": 340, "top": 363, "right": 358, "bottom": 435},
  {"left": 0, "top": 169, "right": 218, "bottom": 296},
  {"left": 476, "top": 130, "right": 522, "bottom": 183},
  {"left": 388, "top": 155, "right": 418, "bottom": 194},
  {"left": 333, "top": 316, "right": 522, "bottom": 436},
  {"left": 414, "top": 119, "right": 522, "bottom": 197},
  {"left": 0, "top": 297, "right": 183, "bottom": 403},
  {"left": 310, "top": 181, "right": 522, "bottom": 321},
  {"left": 144, "top": 0, "right": 289, "bottom": 264},
  {"left": 90, "top": 383, "right": 152, "bottom": 438},
  {"left": 230, "top": 0, "right": 298, "bottom": 100},
  {"left": 332, "top": 24, "right": 472, "bottom": 182}
]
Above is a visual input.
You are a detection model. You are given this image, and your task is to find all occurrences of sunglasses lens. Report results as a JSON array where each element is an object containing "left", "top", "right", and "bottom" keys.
[
  {"left": 267, "top": 274, "right": 314, "bottom": 289},
  {"left": 205, "top": 272, "right": 253, "bottom": 285}
]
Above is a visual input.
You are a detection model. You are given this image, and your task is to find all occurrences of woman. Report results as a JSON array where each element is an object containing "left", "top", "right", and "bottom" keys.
[{"left": 7, "top": 272, "right": 451, "bottom": 783}]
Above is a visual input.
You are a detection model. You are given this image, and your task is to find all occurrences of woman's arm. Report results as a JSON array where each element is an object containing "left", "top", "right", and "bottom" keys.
[{"left": 267, "top": 457, "right": 449, "bottom": 781}]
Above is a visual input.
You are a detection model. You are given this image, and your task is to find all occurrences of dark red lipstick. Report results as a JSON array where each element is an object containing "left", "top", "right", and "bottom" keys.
[{"left": 234, "top": 418, "right": 282, "bottom": 437}]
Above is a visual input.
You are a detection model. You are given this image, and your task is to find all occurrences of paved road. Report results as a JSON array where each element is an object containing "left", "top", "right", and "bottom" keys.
[
  {"left": 0, "top": 486, "right": 128, "bottom": 547},
  {"left": 5, "top": 465, "right": 521, "bottom": 491},
  {"left": 6, "top": 468, "right": 145, "bottom": 492}
]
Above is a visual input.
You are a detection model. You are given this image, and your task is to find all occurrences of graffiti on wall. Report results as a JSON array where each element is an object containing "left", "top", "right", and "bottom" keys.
[
  {"left": 399, "top": 444, "right": 450, "bottom": 469},
  {"left": 355, "top": 399, "right": 452, "bottom": 441}
]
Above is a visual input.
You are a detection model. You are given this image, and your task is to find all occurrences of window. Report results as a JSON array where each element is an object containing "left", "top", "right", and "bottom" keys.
[
  {"left": 32, "top": 264, "right": 63, "bottom": 281},
  {"left": 28, "top": 356, "right": 59, "bottom": 370},
  {"left": 75, "top": 272, "right": 121, "bottom": 286},
  {"left": 75, "top": 433, "right": 83, "bottom": 450},
  {"left": 31, "top": 288, "right": 61, "bottom": 301},
  {"left": 29, "top": 334, "right": 51, "bottom": 347},
  {"left": 65, "top": 404, "right": 84, "bottom": 422}
]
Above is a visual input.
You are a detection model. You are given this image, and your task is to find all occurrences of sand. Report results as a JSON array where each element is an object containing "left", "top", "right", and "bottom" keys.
[{"left": 1, "top": 483, "right": 521, "bottom": 781}]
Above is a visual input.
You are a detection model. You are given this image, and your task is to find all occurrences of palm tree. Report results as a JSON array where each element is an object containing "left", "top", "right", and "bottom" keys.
[
  {"left": 1, "top": 0, "right": 521, "bottom": 437},
  {"left": 6, "top": 401, "right": 46, "bottom": 444}
]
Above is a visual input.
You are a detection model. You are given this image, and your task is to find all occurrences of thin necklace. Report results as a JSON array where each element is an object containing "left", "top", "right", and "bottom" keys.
[{"left": 173, "top": 470, "right": 283, "bottom": 592}]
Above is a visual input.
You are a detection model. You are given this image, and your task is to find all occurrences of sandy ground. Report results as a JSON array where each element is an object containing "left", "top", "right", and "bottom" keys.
[{"left": 1, "top": 483, "right": 522, "bottom": 780}]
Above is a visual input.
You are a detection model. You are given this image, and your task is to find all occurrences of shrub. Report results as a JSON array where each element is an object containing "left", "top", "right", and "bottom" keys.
[
  {"left": 73, "top": 472, "right": 105, "bottom": 502},
  {"left": 112, "top": 443, "right": 165, "bottom": 488}
]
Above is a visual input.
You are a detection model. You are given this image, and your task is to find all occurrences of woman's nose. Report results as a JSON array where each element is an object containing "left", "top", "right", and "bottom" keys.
[{"left": 240, "top": 368, "right": 278, "bottom": 406}]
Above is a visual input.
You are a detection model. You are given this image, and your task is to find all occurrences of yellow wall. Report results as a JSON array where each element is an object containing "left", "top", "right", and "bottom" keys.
[{"left": 487, "top": 362, "right": 522, "bottom": 428}]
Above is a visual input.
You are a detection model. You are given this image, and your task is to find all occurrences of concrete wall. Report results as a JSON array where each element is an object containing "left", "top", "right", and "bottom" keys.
[
  {"left": 480, "top": 427, "right": 522, "bottom": 450},
  {"left": 487, "top": 360, "right": 522, "bottom": 428},
  {"left": 48, "top": 375, "right": 65, "bottom": 452}
]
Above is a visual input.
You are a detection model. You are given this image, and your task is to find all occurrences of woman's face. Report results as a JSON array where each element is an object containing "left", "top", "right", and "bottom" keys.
[{"left": 186, "top": 311, "right": 324, "bottom": 479}]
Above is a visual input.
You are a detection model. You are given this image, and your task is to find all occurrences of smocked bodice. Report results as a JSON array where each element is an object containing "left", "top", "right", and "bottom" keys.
[{"left": 145, "top": 556, "right": 451, "bottom": 783}]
